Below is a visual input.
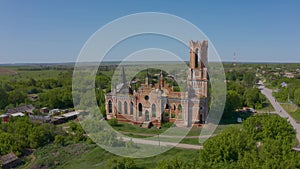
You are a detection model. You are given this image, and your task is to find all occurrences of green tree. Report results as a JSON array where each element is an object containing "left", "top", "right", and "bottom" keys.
[
  {"left": 244, "top": 88, "right": 264, "bottom": 109},
  {"left": 293, "top": 88, "right": 300, "bottom": 106},
  {"left": 106, "top": 158, "right": 137, "bottom": 169},
  {"left": 223, "top": 90, "right": 243, "bottom": 119},
  {"left": 8, "top": 90, "right": 27, "bottom": 106},
  {"left": 0, "top": 88, "right": 9, "bottom": 109}
]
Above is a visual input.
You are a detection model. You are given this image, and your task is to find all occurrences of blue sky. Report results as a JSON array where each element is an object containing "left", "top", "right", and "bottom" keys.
[{"left": 0, "top": 0, "right": 299, "bottom": 63}]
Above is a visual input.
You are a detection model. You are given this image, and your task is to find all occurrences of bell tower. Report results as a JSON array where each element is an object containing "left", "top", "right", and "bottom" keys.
[{"left": 186, "top": 40, "right": 209, "bottom": 126}]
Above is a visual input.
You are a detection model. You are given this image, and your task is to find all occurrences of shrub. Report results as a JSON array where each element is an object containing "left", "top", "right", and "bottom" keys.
[{"left": 108, "top": 118, "right": 118, "bottom": 126}]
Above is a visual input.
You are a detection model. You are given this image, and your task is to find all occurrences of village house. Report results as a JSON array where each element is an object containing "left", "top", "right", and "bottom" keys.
[{"left": 0, "top": 153, "right": 20, "bottom": 169}]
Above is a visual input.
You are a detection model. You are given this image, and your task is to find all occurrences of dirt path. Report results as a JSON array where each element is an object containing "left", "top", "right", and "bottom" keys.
[{"left": 120, "top": 131, "right": 215, "bottom": 139}]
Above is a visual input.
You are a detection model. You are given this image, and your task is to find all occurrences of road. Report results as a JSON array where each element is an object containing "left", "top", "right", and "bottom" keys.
[
  {"left": 122, "top": 136, "right": 203, "bottom": 150},
  {"left": 259, "top": 83, "right": 300, "bottom": 142},
  {"left": 120, "top": 131, "right": 215, "bottom": 139}
]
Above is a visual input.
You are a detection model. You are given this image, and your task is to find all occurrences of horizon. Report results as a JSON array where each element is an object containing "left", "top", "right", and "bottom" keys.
[{"left": 1, "top": 60, "right": 300, "bottom": 66}]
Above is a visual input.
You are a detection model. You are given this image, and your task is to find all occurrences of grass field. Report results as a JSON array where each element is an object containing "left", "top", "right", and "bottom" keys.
[
  {"left": 24, "top": 142, "right": 199, "bottom": 169},
  {"left": 114, "top": 121, "right": 241, "bottom": 145},
  {"left": 281, "top": 103, "right": 300, "bottom": 123},
  {"left": 0, "top": 66, "right": 68, "bottom": 81}
]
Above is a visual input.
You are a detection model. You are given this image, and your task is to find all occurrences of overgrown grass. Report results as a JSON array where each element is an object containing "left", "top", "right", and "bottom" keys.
[
  {"left": 0, "top": 67, "right": 66, "bottom": 81},
  {"left": 281, "top": 103, "right": 300, "bottom": 123},
  {"left": 112, "top": 122, "right": 168, "bottom": 135},
  {"left": 24, "top": 142, "right": 199, "bottom": 169}
]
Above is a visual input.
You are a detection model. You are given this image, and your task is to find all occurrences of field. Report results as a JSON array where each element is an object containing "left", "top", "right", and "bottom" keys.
[
  {"left": 23, "top": 143, "right": 198, "bottom": 169},
  {"left": 281, "top": 103, "right": 300, "bottom": 123},
  {"left": 0, "top": 66, "right": 72, "bottom": 81},
  {"left": 114, "top": 121, "right": 241, "bottom": 145}
]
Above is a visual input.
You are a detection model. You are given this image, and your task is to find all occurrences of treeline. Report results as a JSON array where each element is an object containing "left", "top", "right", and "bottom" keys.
[
  {"left": 0, "top": 72, "right": 74, "bottom": 112},
  {"left": 17, "top": 65, "right": 74, "bottom": 71},
  {"left": 223, "top": 69, "right": 265, "bottom": 120}
]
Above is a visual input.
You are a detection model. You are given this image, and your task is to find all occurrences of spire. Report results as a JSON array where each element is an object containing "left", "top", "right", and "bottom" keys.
[
  {"left": 160, "top": 70, "right": 164, "bottom": 88},
  {"left": 145, "top": 68, "right": 149, "bottom": 85},
  {"left": 121, "top": 66, "right": 126, "bottom": 84}
]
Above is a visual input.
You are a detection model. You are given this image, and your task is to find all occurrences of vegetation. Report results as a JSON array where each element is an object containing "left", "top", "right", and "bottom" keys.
[
  {"left": 1, "top": 63, "right": 300, "bottom": 169},
  {"left": 0, "top": 117, "right": 64, "bottom": 156}
]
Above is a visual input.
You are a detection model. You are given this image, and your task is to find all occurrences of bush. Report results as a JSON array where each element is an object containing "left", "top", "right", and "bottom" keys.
[
  {"left": 54, "top": 135, "right": 66, "bottom": 146},
  {"left": 108, "top": 118, "right": 118, "bottom": 126},
  {"left": 171, "top": 113, "right": 176, "bottom": 118},
  {"left": 161, "top": 122, "right": 175, "bottom": 128}
]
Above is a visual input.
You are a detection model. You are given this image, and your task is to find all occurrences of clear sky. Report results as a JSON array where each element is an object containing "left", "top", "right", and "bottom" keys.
[{"left": 0, "top": 0, "right": 300, "bottom": 63}]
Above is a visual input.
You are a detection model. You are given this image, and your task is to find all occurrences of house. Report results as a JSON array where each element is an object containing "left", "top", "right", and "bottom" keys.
[
  {"left": 281, "top": 82, "right": 288, "bottom": 88},
  {"left": 6, "top": 104, "right": 34, "bottom": 115},
  {"left": 49, "top": 109, "right": 60, "bottom": 116},
  {"left": 40, "top": 107, "right": 49, "bottom": 113},
  {"left": 29, "top": 115, "right": 51, "bottom": 123},
  {"left": 10, "top": 112, "right": 25, "bottom": 117},
  {"left": 61, "top": 111, "right": 79, "bottom": 120},
  {"left": 284, "top": 72, "right": 295, "bottom": 78},
  {"left": 50, "top": 116, "right": 66, "bottom": 125},
  {"left": 0, "top": 153, "right": 20, "bottom": 169},
  {"left": 27, "top": 94, "right": 38, "bottom": 101},
  {"left": 0, "top": 114, "right": 9, "bottom": 122}
]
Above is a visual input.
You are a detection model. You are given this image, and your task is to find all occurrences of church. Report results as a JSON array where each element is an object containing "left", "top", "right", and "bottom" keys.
[{"left": 105, "top": 40, "right": 209, "bottom": 127}]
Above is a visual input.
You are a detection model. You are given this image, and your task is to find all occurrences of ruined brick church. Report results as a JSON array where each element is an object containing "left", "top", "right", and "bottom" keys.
[{"left": 105, "top": 40, "right": 209, "bottom": 127}]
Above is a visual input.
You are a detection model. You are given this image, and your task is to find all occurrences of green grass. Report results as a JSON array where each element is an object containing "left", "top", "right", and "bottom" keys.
[
  {"left": 0, "top": 67, "right": 67, "bottom": 81},
  {"left": 281, "top": 103, "right": 298, "bottom": 113},
  {"left": 179, "top": 138, "right": 201, "bottom": 145},
  {"left": 281, "top": 103, "right": 300, "bottom": 123},
  {"left": 289, "top": 110, "right": 300, "bottom": 123},
  {"left": 112, "top": 122, "right": 168, "bottom": 135},
  {"left": 24, "top": 142, "right": 199, "bottom": 169}
]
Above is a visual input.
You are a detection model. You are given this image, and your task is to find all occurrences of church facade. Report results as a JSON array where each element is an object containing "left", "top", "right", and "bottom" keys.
[{"left": 105, "top": 40, "right": 209, "bottom": 127}]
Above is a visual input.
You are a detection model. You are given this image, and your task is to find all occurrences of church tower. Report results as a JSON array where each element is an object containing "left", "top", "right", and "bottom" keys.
[{"left": 186, "top": 40, "right": 209, "bottom": 126}]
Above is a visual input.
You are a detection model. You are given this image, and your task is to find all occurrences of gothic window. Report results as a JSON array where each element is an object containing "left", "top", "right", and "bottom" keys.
[
  {"left": 118, "top": 101, "right": 122, "bottom": 114},
  {"left": 108, "top": 100, "right": 112, "bottom": 113},
  {"left": 138, "top": 103, "right": 142, "bottom": 116},
  {"left": 151, "top": 104, "right": 156, "bottom": 117},
  {"left": 165, "top": 104, "right": 169, "bottom": 109},
  {"left": 124, "top": 101, "right": 128, "bottom": 114},
  {"left": 145, "top": 110, "right": 150, "bottom": 121},
  {"left": 130, "top": 102, "right": 134, "bottom": 115},
  {"left": 178, "top": 104, "right": 182, "bottom": 111}
]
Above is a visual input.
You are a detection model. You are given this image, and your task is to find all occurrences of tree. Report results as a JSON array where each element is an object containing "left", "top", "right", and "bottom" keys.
[
  {"left": 223, "top": 90, "right": 243, "bottom": 119},
  {"left": 0, "top": 88, "right": 8, "bottom": 109},
  {"left": 8, "top": 90, "right": 27, "bottom": 106},
  {"left": 106, "top": 158, "right": 137, "bottom": 169},
  {"left": 244, "top": 88, "right": 265, "bottom": 109},
  {"left": 54, "top": 135, "right": 66, "bottom": 146},
  {"left": 199, "top": 114, "right": 300, "bottom": 168},
  {"left": 156, "top": 158, "right": 195, "bottom": 169},
  {"left": 293, "top": 88, "right": 300, "bottom": 106}
]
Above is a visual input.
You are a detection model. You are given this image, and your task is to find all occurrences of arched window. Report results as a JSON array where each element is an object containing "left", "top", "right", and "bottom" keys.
[
  {"left": 118, "top": 101, "right": 122, "bottom": 114},
  {"left": 165, "top": 104, "right": 169, "bottom": 109},
  {"left": 145, "top": 110, "right": 149, "bottom": 121},
  {"left": 108, "top": 100, "right": 112, "bottom": 113},
  {"left": 173, "top": 104, "right": 176, "bottom": 110},
  {"left": 151, "top": 104, "right": 156, "bottom": 117},
  {"left": 138, "top": 103, "right": 142, "bottom": 116},
  {"left": 130, "top": 102, "right": 134, "bottom": 115},
  {"left": 124, "top": 101, "right": 128, "bottom": 114},
  {"left": 178, "top": 104, "right": 182, "bottom": 111}
]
